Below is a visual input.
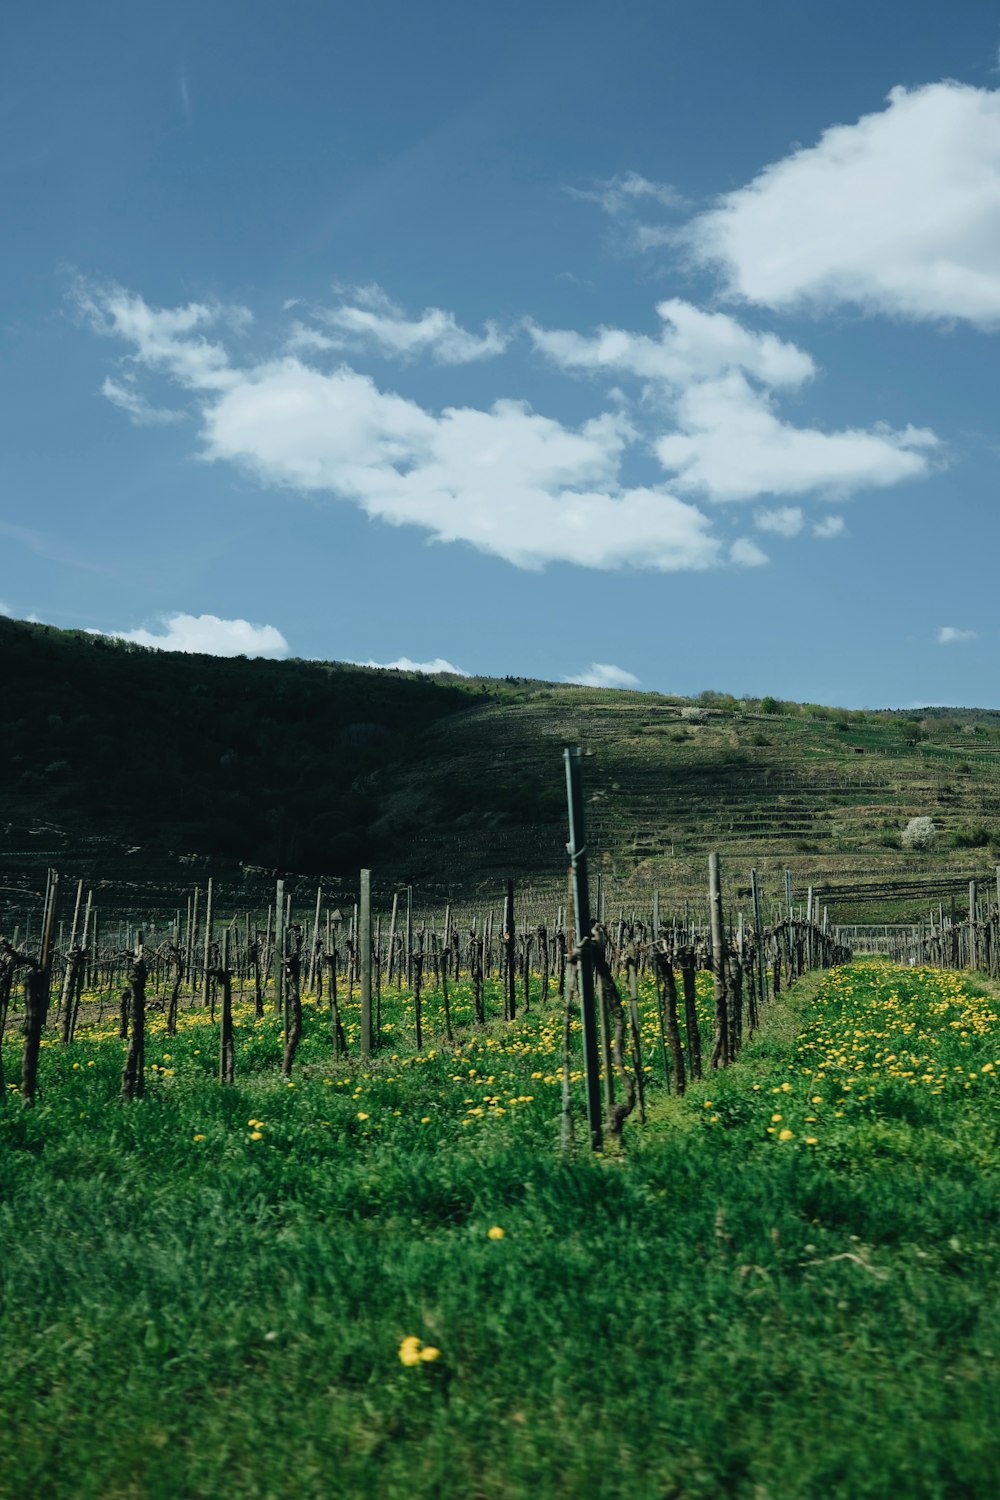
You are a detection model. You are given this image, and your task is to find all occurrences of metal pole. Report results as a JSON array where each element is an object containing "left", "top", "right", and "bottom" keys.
[
  {"left": 360, "top": 869, "right": 373, "bottom": 1056},
  {"left": 564, "top": 747, "right": 603, "bottom": 1153}
]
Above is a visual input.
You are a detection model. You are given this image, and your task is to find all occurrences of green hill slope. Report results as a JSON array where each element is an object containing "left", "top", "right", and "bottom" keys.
[{"left": 2, "top": 618, "right": 999, "bottom": 925}]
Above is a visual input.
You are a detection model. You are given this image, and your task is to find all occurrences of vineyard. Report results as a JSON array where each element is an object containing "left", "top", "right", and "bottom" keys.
[
  {"left": 1, "top": 937, "right": 997, "bottom": 1497},
  {"left": 2, "top": 622, "right": 1000, "bottom": 1496}
]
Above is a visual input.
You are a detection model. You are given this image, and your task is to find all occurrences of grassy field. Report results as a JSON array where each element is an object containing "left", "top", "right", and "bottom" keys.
[{"left": 1, "top": 963, "right": 998, "bottom": 1498}]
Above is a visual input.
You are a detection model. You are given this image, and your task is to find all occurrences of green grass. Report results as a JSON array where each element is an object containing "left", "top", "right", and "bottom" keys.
[{"left": 0, "top": 964, "right": 998, "bottom": 1498}]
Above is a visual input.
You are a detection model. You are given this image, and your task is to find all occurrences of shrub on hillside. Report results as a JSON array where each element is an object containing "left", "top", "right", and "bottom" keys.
[{"left": 901, "top": 816, "right": 937, "bottom": 851}]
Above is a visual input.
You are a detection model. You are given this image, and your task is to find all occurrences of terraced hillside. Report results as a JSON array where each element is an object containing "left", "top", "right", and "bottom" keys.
[
  {"left": 3, "top": 618, "right": 1000, "bottom": 926},
  {"left": 376, "top": 689, "right": 1000, "bottom": 921}
]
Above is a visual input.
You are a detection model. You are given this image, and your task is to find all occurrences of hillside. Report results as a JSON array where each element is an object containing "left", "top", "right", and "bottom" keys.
[{"left": 2, "top": 617, "right": 1000, "bottom": 925}]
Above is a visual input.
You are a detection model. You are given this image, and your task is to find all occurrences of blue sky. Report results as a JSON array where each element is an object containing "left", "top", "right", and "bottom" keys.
[{"left": 3, "top": 0, "right": 1000, "bottom": 706}]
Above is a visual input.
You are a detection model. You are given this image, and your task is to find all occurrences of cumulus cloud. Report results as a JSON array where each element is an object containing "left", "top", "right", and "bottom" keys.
[
  {"left": 0, "top": 600, "right": 11, "bottom": 617},
  {"left": 813, "top": 515, "right": 846, "bottom": 538},
  {"left": 82, "top": 284, "right": 722, "bottom": 574},
  {"left": 79, "top": 281, "right": 937, "bottom": 573},
  {"left": 528, "top": 298, "right": 815, "bottom": 389},
  {"left": 689, "top": 82, "right": 1000, "bottom": 325},
  {"left": 654, "top": 374, "right": 937, "bottom": 502},
  {"left": 312, "top": 286, "right": 508, "bottom": 363},
  {"left": 564, "top": 663, "right": 641, "bottom": 688},
  {"left": 76, "top": 282, "right": 250, "bottom": 392},
  {"left": 356, "top": 655, "right": 469, "bottom": 675},
  {"left": 566, "top": 170, "right": 685, "bottom": 215},
  {"left": 755, "top": 505, "right": 804, "bottom": 536},
  {"left": 936, "top": 625, "right": 978, "bottom": 645},
  {"left": 90, "top": 612, "right": 288, "bottom": 656}
]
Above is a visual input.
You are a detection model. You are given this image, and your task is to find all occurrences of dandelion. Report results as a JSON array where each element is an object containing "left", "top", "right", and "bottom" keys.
[
  {"left": 357, "top": 1112, "right": 369, "bottom": 1121},
  {"left": 249, "top": 1130, "right": 264, "bottom": 1141},
  {"left": 778, "top": 1128, "right": 794, "bottom": 1141},
  {"left": 398, "top": 1336, "right": 422, "bottom": 1366},
  {"left": 193, "top": 1133, "right": 206, "bottom": 1142},
  {"left": 771, "top": 1113, "right": 783, "bottom": 1123},
  {"left": 487, "top": 1225, "right": 505, "bottom": 1240}
]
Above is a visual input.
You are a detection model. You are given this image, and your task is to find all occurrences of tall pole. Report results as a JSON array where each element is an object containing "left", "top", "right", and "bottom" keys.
[
  {"left": 564, "top": 747, "right": 603, "bottom": 1153},
  {"left": 273, "top": 878, "right": 285, "bottom": 1019},
  {"left": 708, "top": 852, "right": 728, "bottom": 1068},
  {"left": 202, "top": 876, "right": 213, "bottom": 1008},
  {"left": 359, "top": 869, "right": 373, "bottom": 1056},
  {"left": 751, "top": 867, "right": 766, "bottom": 1016}
]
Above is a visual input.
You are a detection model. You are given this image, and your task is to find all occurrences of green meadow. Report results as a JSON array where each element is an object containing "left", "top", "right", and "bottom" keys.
[{"left": 1, "top": 964, "right": 997, "bottom": 1499}]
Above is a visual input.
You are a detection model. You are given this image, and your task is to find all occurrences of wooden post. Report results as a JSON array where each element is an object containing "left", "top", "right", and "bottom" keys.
[
  {"left": 189, "top": 887, "right": 199, "bottom": 1001},
  {"left": 565, "top": 747, "right": 603, "bottom": 1153},
  {"left": 202, "top": 877, "right": 213, "bottom": 1009},
  {"left": 359, "top": 869, "right": 373, "bottom": 1057},
  {"left": 307, "top": 884, "right": 322, "bottom": 995},
  {"left": 58, "top": 878, "right": 84, "bottom": 1032},
  {"left": 120, "top": 933, "right": 146, "bottom": 1101},
  {"left": 405, "top": 886, "right": 413, "bottom": 987},
  {"left": 386, "top": 891, "right": 399, "bottom": 986},
  {"left": 505, "top": 878, "right": 516, "bottom": 1021},
  {"left": 969, "top": 880, "right": 978, "bottom": 970},
  {"left": 273, "top": 878, "right": 285, "bottom": 1019},
  {"left": 708, "top": 853, "right": 729, "bottom": 1069},
  {"left": 38, "top": 868, "right": 59, "bottom": 1016},
  {"left": 218, "top": 928, "right": 234, "bottom": 1084},
  {"left": 751, "top": 867, "right": 765, "bottom": 1022}
]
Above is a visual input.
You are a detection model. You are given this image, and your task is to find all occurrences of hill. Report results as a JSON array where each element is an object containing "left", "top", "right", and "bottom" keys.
[{"left": 2, "top": 617, "right": 999, "bottom": 926}]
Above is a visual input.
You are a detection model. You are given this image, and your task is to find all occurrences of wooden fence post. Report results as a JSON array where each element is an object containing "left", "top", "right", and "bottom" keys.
[
  {"left": 565, "top": 747, "right": 603, "bottom": 1153},
  {"left": 708, "top": 853, "right": 729, "bottom": 1069}
]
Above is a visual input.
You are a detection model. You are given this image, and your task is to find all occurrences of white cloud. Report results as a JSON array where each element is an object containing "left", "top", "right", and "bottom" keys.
[
  {"left": 937, "top": 625, "right": 978, "bottom": 645},
  {"left": 357, "top": 655, "right": 469, "bottom": 675},
  {"left": 730, "top": 537, "right": 769, "bottom": 567},
  {"left": 81, "top": 282, "right": 936, "bottom": 574},
  {"left": 75, "top": 283, "right": 248, "bottom": 391},
  {"left": 0, "top": 600, "right": 11, "bottom": 616},
  {"left": 90, "top": 612, "right": 288, "bottom": 656},
  {"left": 566, "top": 170, "right": 685, "bottom": 215},
  {"left": 564, "top": 662, "right": 641, "bottom": 688},
  {"left": 689, "top": 82, "right": 1000, "bottom": 325},
  {"left": 202, "top": 360, "right": 722, "bottom": 571},
  {"left": 101, "top": 377, "right": 184, "bottom": 426},
  {"left": 813, "top": 515, "right": 846, "bottom": 539},
  {"left": 755, "top": 505, "right": 803, "bottom": 536},
  {"left": 528, "top": 298, "right": 815, "bottom": 389},
  {"left": 313, "top": 287, "right": 507, "bottom": 363},
  {"left": 654, "top": 373, "right": 938, "bottom": 502}
]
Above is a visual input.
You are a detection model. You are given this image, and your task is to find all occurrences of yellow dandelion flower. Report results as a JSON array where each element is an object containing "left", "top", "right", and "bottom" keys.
[
  {"left": 193, "top": 1133, "right": 206, "bottom": 1142},
  {"left": 419, "top": 1345, "right": 441, "bottom": 1362},
  {"left": 357, "top": 1112, "right": 369, "bottom": 1121},
  {"left": 771, "top": 1113, "right": 783, "bottom": 1123},
  {"left": 398, "top": 1336, "right": 423, "bottom": 1366},
  {"left": 778, "top": 1128, "right": 794, "bottom": 1141},
  {"left": 249, "top": 1130, "right": 263, "bottom": 1141},
  {"left": 487, "top": 1225, "right": 505, "bottom": 1240}
]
